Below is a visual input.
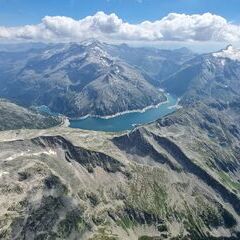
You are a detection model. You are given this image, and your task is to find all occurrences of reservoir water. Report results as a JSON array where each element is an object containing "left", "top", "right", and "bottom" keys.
[{"left": 69, "top": 94, "right": 178, "bottom": 132}]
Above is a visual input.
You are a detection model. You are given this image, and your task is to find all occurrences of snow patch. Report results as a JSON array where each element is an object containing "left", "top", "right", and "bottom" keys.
[
  {"left": 213, "top": 45, "right": 240, "bottom": 61},
  {"left": 5, "top": 150, "right": 56, "bottom": 161},
  {"left": 0, "top": 171, "right": 8, "bottom": 178}
]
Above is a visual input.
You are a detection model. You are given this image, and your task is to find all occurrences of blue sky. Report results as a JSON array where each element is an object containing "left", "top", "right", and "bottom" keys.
[
  {"left": 0, "top": 0, "right": 240, "bottom": 51},
  {"left": 1, "top": 0, "right": 240, "bottom": 26}
]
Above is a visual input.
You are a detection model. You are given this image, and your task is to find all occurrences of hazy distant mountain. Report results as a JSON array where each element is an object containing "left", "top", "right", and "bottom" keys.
[
  {"left": 0, "top": 99, "right": 61, "bottom": 131},
  {"left": 105, "top": 43, "right": 196, "bottom": 85},
  {"left": 162, "top": 45, "right": 240, "bottom": 103},
  {"left": 0, "top": 42, "right": 47, "bottom": 52}
]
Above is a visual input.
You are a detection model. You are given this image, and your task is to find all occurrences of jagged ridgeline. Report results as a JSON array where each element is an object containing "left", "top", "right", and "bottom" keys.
[{"left": 0, "top": 42, "right": 239, "bottom": 239}]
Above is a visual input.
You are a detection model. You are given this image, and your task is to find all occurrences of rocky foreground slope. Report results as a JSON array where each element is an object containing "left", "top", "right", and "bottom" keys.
[{"left": 0, "top": 93, "right": 239, "bottom": 240}]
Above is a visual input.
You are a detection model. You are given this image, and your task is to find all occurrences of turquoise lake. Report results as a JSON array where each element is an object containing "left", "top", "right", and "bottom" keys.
[{"left": 69, "top": 94, "right": 178, "bottom": 132}]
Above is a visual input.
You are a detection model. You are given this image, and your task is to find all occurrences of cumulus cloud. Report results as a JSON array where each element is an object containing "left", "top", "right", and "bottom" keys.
[{"left": 0, "top": 11, "right": 239, "bottom": 43}]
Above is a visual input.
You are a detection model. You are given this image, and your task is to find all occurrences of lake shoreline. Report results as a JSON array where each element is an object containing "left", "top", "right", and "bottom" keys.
[
  {"left": 167, "top": 97, "right": 182, "bottom": 110},
  {"left": 69, "top": 93, "right": 179, "bottom": 132},
  {"left": 72, "top": 95, "right": 171, "bottom": 121}
]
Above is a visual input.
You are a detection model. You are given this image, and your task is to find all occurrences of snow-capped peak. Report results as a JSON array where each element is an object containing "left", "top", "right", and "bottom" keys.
[
  {"left": 212, "top": 45, "right": 240, "bottom": 61},
  {"left": 81, "top": 38, "right": 103, "bottom": 47}
]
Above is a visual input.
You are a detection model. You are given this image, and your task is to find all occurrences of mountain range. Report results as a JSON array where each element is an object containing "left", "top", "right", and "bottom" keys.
[
  {"left": 0, "top": 42, "right": 239, "bottom": 239},
  {"left": 0, "top": 40, "right": 195, "bottom": 118}
]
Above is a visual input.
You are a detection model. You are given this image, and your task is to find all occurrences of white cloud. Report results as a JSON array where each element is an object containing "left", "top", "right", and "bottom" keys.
[{"left": 0, "top": 12, "right": 239, "bottom": 43}]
